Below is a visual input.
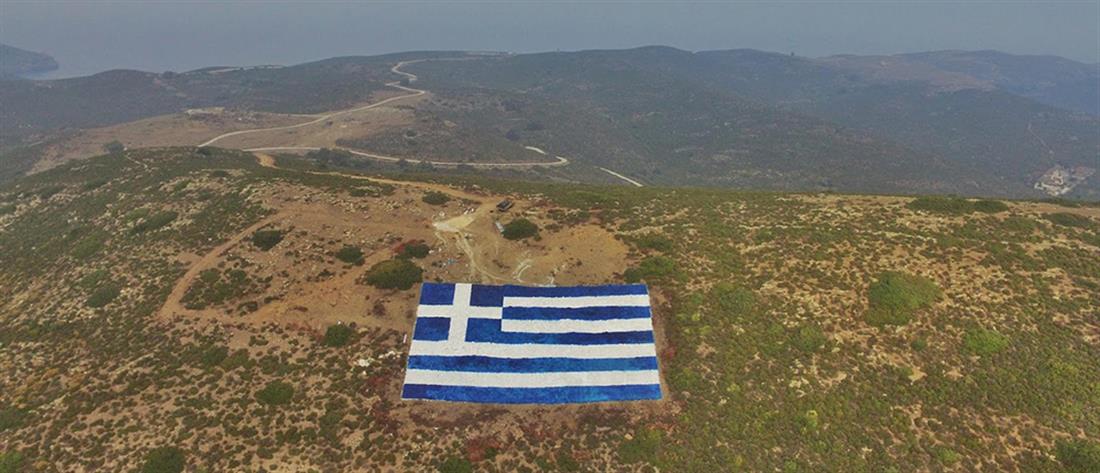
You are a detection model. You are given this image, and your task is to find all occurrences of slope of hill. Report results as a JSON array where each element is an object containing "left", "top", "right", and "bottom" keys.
[
  {"left": 1, "top": 47, "right": 1096, "bottom": 199},
  {"left": 899, "top": 50, "right": 1100, "bottom": 115},
  {"left": 0, "top": 51, "right": 466, "bottom": 143},
  {"left": 0, "top": 147, "right": 1098, "bottom": 471},
  {"left": 0, "top": 43, "right": 58, "bottom": 77}
]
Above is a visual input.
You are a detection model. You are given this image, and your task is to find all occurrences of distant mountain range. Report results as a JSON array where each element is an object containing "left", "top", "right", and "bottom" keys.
[
  {"left": 0, "top": 43, "right": 59, "bottom": 77},
  {"left": 0, "top": 46, "right": 1096, "bottom": 199}
]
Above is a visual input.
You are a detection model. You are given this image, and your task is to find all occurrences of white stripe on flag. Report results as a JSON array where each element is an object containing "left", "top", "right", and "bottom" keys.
[
  {"left": 404, "top": 369, "right": 660, "bottom": 388},
  {"left": 503, "top": 294, "right": 651, "bottom": 308},
  {"left": 408, "top": 341, "right": 658, "bottom": 358},
  {"left": 500, "top": 318, "right": 655, "bottom": 334}
]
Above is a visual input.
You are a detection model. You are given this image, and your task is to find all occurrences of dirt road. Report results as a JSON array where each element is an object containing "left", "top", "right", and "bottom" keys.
[{"left": 200, "top": 59, "right": 568, "bottom": 168}]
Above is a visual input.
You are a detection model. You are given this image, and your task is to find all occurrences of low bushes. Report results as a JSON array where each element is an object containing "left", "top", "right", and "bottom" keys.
[
  {"left": 866, "top": 272, "right": 941, "bottom": 326},
  {"left": 141, "top": 446, "right": 185, "bottom": 473},
  {"left": 364, "top": 259, "right": 422, "bottom": 290},
  {"left": 85, "top": 284, "right": 121, "bottom": 308},
  {"left": 399, "top": 241, "right": 431, "bottom": 259},
  {"left": 256, "top": 381, "right": 294, "bottom": 406},
  {"left": 1045, "top": 212, "right": 1093, "bottom": 228},
  {"left": 962, "top": 328, "right": 1009, "bottom": 356},
  {"left": 1056, "top": 439, "right": 1100, "bottom": 473},
  {"left": 335, "top": 245, "right": 365, "bottom": 265},
  {"left": 131, "top": 210, "right": 178, "bottom": 234},
  {"left": 323, "top": 324, "right": 355, "bottom": 347},
  {"left": 907, "top": 196, "right": 1008, "bottom": 215},
  {"left": 422, "top": 191, "right": 451, "bottom": 205},
  {"left": 251, "top": 229, "right": 284, "bottom": 251},
  {"left": 502, "top": 218, "right": 539, "bottom": 240},
  {"left": 624, "top": 256, "right": 679, "bottom": 283},
  {"left": 619, "top": 429, "right": 661, "bottom": 464}
]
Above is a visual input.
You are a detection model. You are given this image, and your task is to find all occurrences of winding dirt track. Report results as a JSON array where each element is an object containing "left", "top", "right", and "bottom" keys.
[{"left": 198, "top": 60, "right": 568, "bottom": 169}]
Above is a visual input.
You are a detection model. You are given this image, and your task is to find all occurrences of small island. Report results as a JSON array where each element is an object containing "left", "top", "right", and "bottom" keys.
[{"left": 0, "top": 43, "right": 59, "bottom": 77}]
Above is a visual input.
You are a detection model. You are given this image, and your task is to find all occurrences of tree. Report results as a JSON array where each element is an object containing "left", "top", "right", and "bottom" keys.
[
  {"left": 502, "top": 218, "right": 538, "bottom": 240},
  {"left": 141, "top": 446, "right": 185, "bottom": 473},
  {"left": 103, "top": 140, "right": 125, "bottom": 154},
  {"left": 364, "top": 259, "right": 422, "bottom": 290}
]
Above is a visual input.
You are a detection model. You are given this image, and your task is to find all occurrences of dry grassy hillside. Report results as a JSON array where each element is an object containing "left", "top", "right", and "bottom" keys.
[{"left": 0, "top": 147, "right": 1098, "bottom": 472}]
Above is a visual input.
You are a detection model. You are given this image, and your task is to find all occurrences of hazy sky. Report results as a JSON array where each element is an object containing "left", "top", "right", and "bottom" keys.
[{"left": 2, "top": 1, "right": 1097, "bottom": 78}]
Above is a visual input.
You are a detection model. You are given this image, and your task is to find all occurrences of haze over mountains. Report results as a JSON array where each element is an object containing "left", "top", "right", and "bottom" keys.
[
  {"left": 0, "top": 46, "right": 1096, "bottom": 199},
  {"left": 0, "top": 43, "right": 58, "bottom": 78}
]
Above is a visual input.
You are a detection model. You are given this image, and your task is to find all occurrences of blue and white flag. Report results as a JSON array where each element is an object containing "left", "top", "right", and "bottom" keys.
[{"left": 402, "top": 283, "right": 662, "bottom": 404}]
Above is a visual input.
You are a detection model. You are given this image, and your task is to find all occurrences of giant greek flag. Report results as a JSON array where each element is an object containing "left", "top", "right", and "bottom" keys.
[{"left": 402, "top": 283, "right": 662, "bottom": 404}]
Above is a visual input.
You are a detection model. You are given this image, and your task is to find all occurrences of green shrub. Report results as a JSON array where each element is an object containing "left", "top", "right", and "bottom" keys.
[
  {"left": 422, "top": 191, "right": 451, "bottom": 205},
  {"left": 364, "top": 259, "right": 423, "bottom": 290},
  {"left": 907, "top": 196, "right": 974, "bottom": 214},
  {"left": 78, "top": 269, "right": 110, "bottom": 289},
  {"left": 793, "top": 325, "right": 827, "bottom": 353},
  {"left": 971, "top": 200, "right": 1009, "bottom": 213},
  {"left": 619, "top": 429, "right": 661, "bottom": 464},
  {"left": 633, "top": 233, "right": 674, "bottom": 252},
  {"left": 1046, "top": 212, "right": 1093, "bottom": 228},
  {"left": 256, "top": 381, "right": 294, "bottom": 406},
  {"left": 502, "top": 218, "right": 539, "bottom": 240},
  {"left": 932, "top": 446, "right": 961, "bottom": 465},
  {"left": 251, "top": 229, "right": 284, "bottom": 251},
  {"left": 0, "top": 408, "right": 26, "bottom": 432},
  {"left": 131, "top": 210, "right": 178, "bottom": 234},
  {"left": 438, "top": 456, "right": 472, "bottom": 473},
  {"left": 200, "top": 346, "right": 228, "bottom": 367},
  {"left": 335, "top": 245, "right": 365, "bottom": 265},
  {"left": 0, "top": 451, "right": 24, "bottom": 473},
  {"left": 711, "top": 283, "right": 755, "bottom": 316},
  {"left": 71, "top": 233, "right": 107, "bottom": 259},
  {"left": 322, "top": 324, "right": 354, "bottom": 347},
  {"left": 1056, "top": 439, "right": 1100, "bottom": 473},
  {"left": 399, "top": 242, "right": 431, "bottom": 259},
  {"left": 0, "top": 204, "right": 14, "bottom": 216},
  {"left": 624, "top": 256, "right": 678, "bottom": 283},
  {"left": 141, "top": 446, "right": 185, "bottom": 473},
  {"left": 962, "top": 328, "right": 1009, "bottom": 356},
  {"left": 866, "top": 272, "right": 941, "bottom": 326},
  {"left": 103, "top": 140, "right": 125, "bottom": 154},
  {"left": 85, "top": 284, "right": 121, "bottom": 308},
  {"left": 181, "top": 268, "right": 254, "bottom": 310},
  {"left": 907, "top": 196, "right": 1008, "bottom": 215}
]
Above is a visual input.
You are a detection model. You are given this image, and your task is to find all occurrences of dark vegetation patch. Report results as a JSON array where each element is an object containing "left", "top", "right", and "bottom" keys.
[
  {"left": 250, "top": 229, "right": 285, "bottom": 251},
  {"left": 1045, "top": 212, "right": 1093, "bottom": 228},
  {"left": 502, "top": 218, "right": 539, "bottom": 240},
  {"left": 962, "top": 328, "right": 1010, "bottom": 356},
  {"left": 85, "top": 283, "right": 121, "bottom": 308},
  {"left": 322, "top": 324, "right": 355, "bottom": 348},
  {"left": 422, "top": 191, "right": 451, "bottom": 205},
  {"left": 1056, "top": 439, "right": 1100, "bottom": 473},
  {"left": 906, "top": 196, "right": 1009, "bottom": 214},
  {"left": 363, "top": 258, "right": 423, "bottom": 290},
  {"left": 623, "top": 256, "right": 680, "bottom": 283},
  {"left": 141, "top": 446, "right": 185, "bottom": 473},
  {"left": 181, "top": 268, "right": 259, "bottom": 310},
  {"left": 334, "top": 245, "right": 365, "bottom": 265},
  {"left": 256, "top": 381, "right": 295, "bottom": 406},
  {"left": 398, "top": 241, "right": 431, "bottom": 259},
  {"left": 130, "top": 210, "right": 178, "bottom": 234},
  {"left": 865, "top": 271, "right": 941, "bottom": 326}
]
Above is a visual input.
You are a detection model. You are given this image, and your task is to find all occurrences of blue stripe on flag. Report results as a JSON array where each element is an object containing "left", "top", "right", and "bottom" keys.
[
  {"left": 470, "top": 284, "right": 504, "bottom": 307},
  {"left": 419, "top": 283, "right": 455, "bottom": 305},
  {"left": 502, "top": 284, "right": 648, "bottom": 297},
  {"left": 407, "top": 355, "right": 659, "bottom": 372},
  {"left": 412, "top": 317, "right": 450, "bottom": 341},
  {"left": 402, "top": 383, "right": 662, "bottom": 404},
  {"left": 465, "top": 319, "right": 654, "bottom": 344},
  {"left": 503, "top": 306, "right": 651, "bottom": 321}
]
